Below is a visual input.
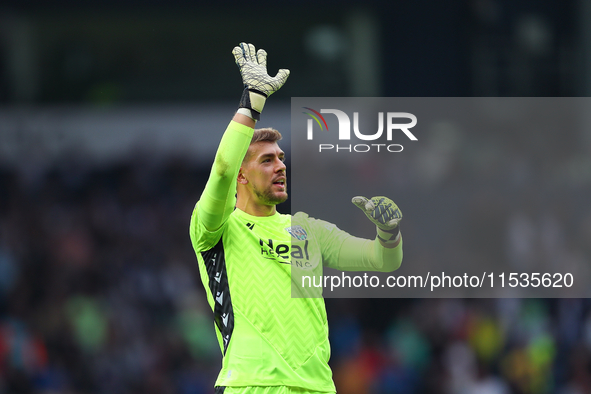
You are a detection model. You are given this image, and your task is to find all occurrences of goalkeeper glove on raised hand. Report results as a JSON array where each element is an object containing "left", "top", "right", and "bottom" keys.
[
  {"left": 352, "top": 196, "right": 402, "bottom": 246},
  {"left": 232, "top": 42, "right": 290, "bottom": 121}
]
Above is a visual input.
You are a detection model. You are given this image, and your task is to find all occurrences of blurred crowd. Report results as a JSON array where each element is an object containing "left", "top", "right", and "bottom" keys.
[
  {"left": 328, "top": 297, "right": 591, "bottom": 394},
  {"left": 0, "top": 122, "right": 591, "bottom": 394},
  {"left": 0, "top": 159, "right": 219, "bottom": 394}
]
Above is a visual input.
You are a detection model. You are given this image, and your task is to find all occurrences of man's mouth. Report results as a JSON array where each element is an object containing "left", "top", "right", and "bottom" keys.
[{"left": 273, "top": 179, "right": 286, "bottom": 188}]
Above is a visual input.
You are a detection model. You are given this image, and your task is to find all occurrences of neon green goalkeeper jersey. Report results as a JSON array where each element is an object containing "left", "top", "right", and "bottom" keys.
[
  {"left": 191, "top": 206, "right": 351, "bottom": 391},
  {"left": 189, "top": 121, "right": 402, "bottom": 391}
]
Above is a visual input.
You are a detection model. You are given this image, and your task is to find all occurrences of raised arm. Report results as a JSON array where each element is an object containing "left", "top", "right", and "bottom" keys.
[
  {"left": 196, "top": 118, "right": 253, "bottom": 232},
  {"left": 193, "top": 43, "right": 290, "bottom": 234}
]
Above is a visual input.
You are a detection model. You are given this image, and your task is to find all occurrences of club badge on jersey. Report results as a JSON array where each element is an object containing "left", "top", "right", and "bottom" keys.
[{"left": 286, "top": 225, "right": 308, "bottom": 241}]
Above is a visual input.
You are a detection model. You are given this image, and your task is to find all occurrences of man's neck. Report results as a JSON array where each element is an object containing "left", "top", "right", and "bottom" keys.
[{"left": 235, "top": 198, "right": 277, "bottom": 217}]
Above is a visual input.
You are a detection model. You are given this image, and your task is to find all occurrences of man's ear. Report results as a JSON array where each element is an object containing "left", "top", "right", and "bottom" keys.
[{"left": 237, "top": 167, "right": 248, "bottom": 185}]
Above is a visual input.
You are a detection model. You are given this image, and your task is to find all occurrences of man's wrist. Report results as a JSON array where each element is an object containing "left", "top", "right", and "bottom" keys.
[
  {"left": 233, "top": 111, "right": 256, "bottom": 128},
  {"left": 236, "top": 108, "right": 257, "bottom": 120},
  {"left": 377, "top": 226, "right": 401, "bottom": 248},
  {"left": 238, "top": 88, "right": 266, "bottom": 121}
]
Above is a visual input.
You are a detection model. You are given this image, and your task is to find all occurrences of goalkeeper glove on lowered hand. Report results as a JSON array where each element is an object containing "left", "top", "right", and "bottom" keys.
[
  {"left": 352, "top": 196, "right": 402, "bottom": 246},
  {"left": 232, "top": 42, "right": 290, "bottom": 121}
]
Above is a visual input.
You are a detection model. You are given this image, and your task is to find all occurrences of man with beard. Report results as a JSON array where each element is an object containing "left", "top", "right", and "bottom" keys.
[{"left": 189, "top": 43, "right": 403, "bottom": 394}]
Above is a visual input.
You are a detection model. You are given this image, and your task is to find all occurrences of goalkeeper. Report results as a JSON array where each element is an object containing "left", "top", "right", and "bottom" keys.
[{"left": 190, "top": 43, "right": 403, "bottom": 394}]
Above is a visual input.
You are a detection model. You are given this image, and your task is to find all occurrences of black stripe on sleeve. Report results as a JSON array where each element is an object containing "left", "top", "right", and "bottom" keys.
[{"left": 201, "top": 239, "right": 235, "bottom": 355}]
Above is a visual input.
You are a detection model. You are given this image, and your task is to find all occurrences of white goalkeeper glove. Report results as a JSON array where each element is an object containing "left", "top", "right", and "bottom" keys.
[
  {"left": 232, "top": 42, "right": 290, "bottom": 121},
  {"left": 352, "top": 196, "right": 402, "bottom": 245}
]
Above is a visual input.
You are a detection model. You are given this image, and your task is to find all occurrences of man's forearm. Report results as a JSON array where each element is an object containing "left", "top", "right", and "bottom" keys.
[{"left": 333, "top": 235, "right": 403, "bottom": 273}]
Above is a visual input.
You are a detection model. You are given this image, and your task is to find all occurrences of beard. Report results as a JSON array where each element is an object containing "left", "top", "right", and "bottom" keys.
[{"left": 252, "top": 183, "right": 288, "bottom": 205}]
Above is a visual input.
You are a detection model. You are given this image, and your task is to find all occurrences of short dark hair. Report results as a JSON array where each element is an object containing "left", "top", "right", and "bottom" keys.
[
  {"left": 251, "top": 128, "right": 282, "bottom": 145},
  {"left": 243, "top": 128, "right": 283, "bottom": 163}
]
